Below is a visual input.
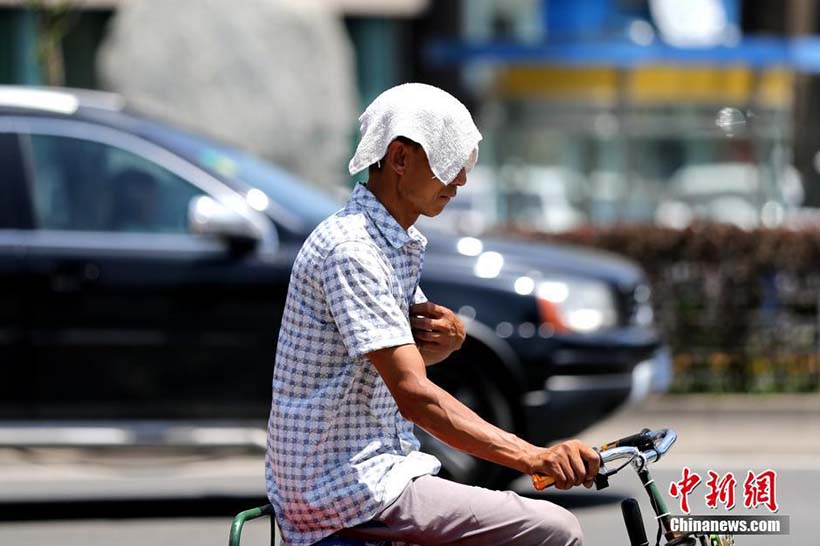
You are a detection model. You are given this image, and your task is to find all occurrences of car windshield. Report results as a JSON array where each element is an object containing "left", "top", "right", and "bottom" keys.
[{"left": 137, "top": 119, "right": 342, "bottom": 229}]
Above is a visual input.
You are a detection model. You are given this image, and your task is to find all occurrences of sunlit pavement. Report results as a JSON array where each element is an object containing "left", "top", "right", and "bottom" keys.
[
  {"left": 1, "top": 394, "right": 818, "bottom": 545},
  {"left": 522, "top": 394, "right": 820, "bottom": 546}
]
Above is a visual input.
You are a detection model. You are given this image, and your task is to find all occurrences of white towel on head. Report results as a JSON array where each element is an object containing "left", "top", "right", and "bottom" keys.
[{"left": 348, "top": 83, "right": 482, "bottom": 185}]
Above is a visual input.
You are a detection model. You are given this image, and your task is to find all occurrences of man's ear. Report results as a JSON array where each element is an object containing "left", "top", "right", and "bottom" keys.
[{"left": 385, "top": 140, "right": 408, "bottom": 176}]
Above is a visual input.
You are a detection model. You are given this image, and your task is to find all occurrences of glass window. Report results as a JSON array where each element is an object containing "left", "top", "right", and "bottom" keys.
[
  {"left": 0, "top": 133, "right": 27, "bottom": 229},
  {"left": 26, "top": 134, "right": 203, "bottom": 233},
  {"left": 477, "top": 96, "right": 794, "bottom": 231},
  {"left": 462, "top": 0, "right": 544, "bottom": 42},
  {"left": 141, "top": 123, "right": 341, "bottom": 229}
]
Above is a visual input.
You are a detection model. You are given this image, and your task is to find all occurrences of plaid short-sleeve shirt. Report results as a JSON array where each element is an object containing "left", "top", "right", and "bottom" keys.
[{"left": 266, "top": 183, "right": 441, "bottom": 546}]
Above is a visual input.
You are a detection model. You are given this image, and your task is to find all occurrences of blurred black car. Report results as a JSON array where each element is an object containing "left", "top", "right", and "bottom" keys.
[{"left": 0, "top": 86, "right": 670, "bottom": 487}]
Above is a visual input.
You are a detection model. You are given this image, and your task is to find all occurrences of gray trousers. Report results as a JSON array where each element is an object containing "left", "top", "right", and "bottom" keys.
[{"left": 336, "top": 474, "right": 583, "bottom": 546}]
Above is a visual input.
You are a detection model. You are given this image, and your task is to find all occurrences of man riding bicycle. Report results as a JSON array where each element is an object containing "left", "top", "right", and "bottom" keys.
[{"left": 266, "top": 83, "right": 600, "bottom": 546}]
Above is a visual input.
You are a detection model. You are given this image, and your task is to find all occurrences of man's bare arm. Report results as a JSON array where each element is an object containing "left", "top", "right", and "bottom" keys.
[{"left": 367, "top": 344, "right": 600, "bottom": 489}]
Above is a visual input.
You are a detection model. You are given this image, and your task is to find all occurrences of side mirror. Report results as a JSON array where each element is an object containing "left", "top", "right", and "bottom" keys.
[{"left": 188, "top": 195, "right": 263, "bottom": 245}]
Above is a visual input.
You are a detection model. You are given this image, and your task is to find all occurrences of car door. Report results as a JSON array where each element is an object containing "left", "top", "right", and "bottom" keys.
[
  {"left": 15, "top": 116, "right": 290, "bottom": 420},
  {"left": 0, "top": 127, "right": 35, "bottom": 418}
]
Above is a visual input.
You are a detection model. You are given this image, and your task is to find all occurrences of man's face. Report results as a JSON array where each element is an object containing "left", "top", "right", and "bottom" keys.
[{"left": 397, "top": 143, "right": 467, "bottom": 218}]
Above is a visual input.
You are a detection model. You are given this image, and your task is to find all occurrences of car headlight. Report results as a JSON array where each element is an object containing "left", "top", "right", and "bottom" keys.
[{"left": 536, "top": 277, "right": 618, "bottom": 333}]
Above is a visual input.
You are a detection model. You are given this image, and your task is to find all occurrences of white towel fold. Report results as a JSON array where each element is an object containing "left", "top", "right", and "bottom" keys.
[{"left": 348, "top": 83, "right": 482, "bottom": 185}]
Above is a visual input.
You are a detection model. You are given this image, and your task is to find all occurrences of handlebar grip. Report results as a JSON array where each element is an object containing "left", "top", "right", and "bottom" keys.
[
  {"left": 531, "top": 473, "right": 555, "bottom": 490},
  {"left": 621, "top": 497, "right": 649, "bottom": 546},
  {"left": 600, "top": 428, "right": 651, "bottom": 451}
]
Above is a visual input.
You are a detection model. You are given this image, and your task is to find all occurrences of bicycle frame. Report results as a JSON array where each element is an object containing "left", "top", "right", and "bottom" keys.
[
  {"left": 598, "top": 429, "right": 733, "bottom": 546},
  {"left": 637, "top": 464, "right": 680, "bottom": 544}
]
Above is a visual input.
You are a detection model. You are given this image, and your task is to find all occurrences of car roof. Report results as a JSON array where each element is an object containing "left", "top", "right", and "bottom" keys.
[
  {"left": 0, "top": 85, "right": 341, "bottom": 235},
  {"left": 0, "top": 85, "right": 126, "bottom": 115}
]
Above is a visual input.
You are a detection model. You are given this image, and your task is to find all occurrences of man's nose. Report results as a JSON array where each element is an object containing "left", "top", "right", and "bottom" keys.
[{"left": 450, "top": 168, "right": 467, "bottom": 187}]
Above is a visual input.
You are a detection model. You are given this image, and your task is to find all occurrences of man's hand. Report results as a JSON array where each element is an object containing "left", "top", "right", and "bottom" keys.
[
  {"left": 529, "top": 440, "right": 600, "bottom": 490},
  {"left": 409, "top": 302, "right": 465, "bottom": 366}
]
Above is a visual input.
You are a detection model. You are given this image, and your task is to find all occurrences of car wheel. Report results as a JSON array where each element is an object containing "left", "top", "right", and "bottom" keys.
[{"left": 417, "top": 349, "right": 518, "bottom": 489}]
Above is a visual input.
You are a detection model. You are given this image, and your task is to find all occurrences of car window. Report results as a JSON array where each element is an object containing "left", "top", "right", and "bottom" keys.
[
  {"left": 0, "top": 132, "right": 29, "bottom": 229},
  {"left": 138, "top": 122, "right": 341, "bottom": 228},
  {"left": 25, "top": 133, "right": 204, "bottom": 233},
  {"left": 196, "top": 148, "right": 343, "bottom": 228}
]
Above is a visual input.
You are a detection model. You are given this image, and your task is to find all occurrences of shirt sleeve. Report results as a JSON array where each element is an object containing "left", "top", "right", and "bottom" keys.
[
  {"left": 320, "top": 241, "right": 415, "bottom": 359},
  {"left": 412, "top": 284, "right": 428, "bottom": 305}
]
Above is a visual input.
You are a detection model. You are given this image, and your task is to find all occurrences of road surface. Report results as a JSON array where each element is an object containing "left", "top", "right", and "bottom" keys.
[{"left": 1, "top": 395, "right": 817, "bottom": 545}]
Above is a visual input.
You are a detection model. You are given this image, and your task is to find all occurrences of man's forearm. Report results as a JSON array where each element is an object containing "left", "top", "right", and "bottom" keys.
[
  {"left": 398, "top": 375, "right": 537, "bottom": 475},
  {"left": 370, "top": 344, "right": 600, "bottom": 490},
  {"left": 419, "top": 350, "right": 449, "bottom": 367},
  {"left": 370, "top": 344, "right": 537, "bottom": 474}
]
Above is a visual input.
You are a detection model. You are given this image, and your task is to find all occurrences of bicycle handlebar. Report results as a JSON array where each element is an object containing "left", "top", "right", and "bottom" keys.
[
  {"left": 639, "top": 428, "right": 677, "bottom": 464},
  {"left": 600, "top": 428, "right": 677, "bottom": 465},
  {"left": 531, "top": 428, "right": 676, "bottom": 491}
]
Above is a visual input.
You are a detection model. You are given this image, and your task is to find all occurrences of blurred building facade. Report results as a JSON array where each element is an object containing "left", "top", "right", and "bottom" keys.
[
  {"left": 4, "top": 0, "right": 820, "bottom": 230},
  {"left": 0, "top": 0, "right": 429, "bottom": 192},
  {"left": 0, "top": 0, "right": 430, "bottom": 109},
  {"left": 417, "top": 0, "right": 820, "bottom": 232}
]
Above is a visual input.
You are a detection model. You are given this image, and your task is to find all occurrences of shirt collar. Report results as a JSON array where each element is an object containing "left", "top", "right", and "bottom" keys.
[{"left": 351, "top": 183, "right": 427, "bottom": 249}]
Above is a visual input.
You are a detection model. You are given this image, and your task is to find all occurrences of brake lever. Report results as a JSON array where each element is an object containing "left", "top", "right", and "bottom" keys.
[
  {"left": 531, "top": 430, "right": 673, "bottom": 491},
  {"left": 594, "top": 447, "right": 610, "bottom": 490},
  {"left": 594, "top": 447, "right": 645, "bottom": 490}
]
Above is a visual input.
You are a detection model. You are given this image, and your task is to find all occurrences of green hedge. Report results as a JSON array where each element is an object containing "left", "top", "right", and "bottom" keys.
[{"left": 506, "top": 223, "right": 820, "bottom": 393}]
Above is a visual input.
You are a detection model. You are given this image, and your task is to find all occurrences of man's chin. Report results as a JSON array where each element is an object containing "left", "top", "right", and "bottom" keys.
[{"left": 422, "top": 207, "right": 446, "bottom": 218}]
